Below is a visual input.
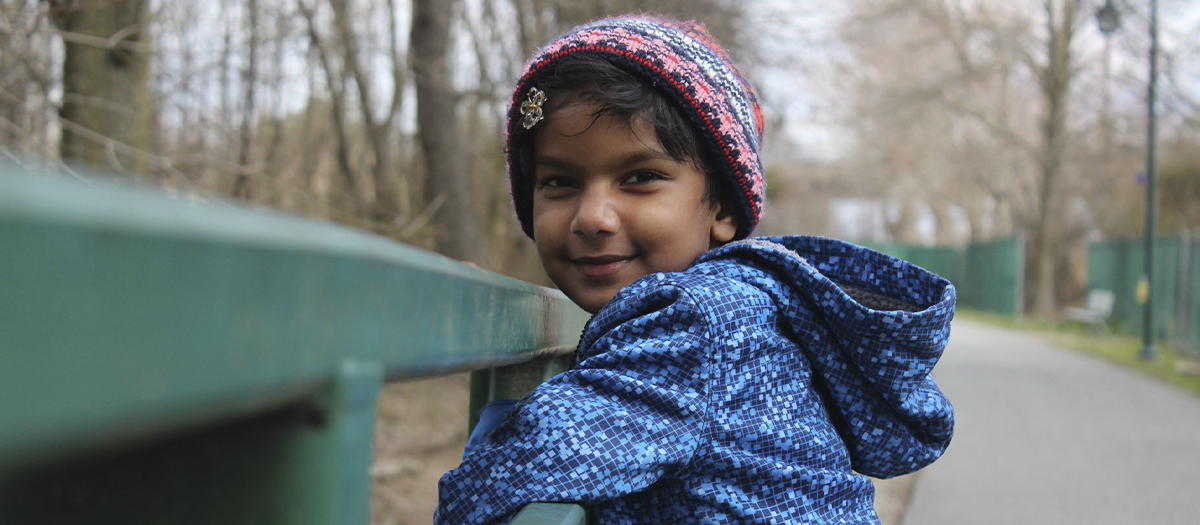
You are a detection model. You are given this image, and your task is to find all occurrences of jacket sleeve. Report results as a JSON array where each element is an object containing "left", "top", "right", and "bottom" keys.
[
  {"left": 464, "top": 399, "right": 519, "bottom": 458},
  {"left": 435, "top": 280, "right": 714, "bottom": 525}
]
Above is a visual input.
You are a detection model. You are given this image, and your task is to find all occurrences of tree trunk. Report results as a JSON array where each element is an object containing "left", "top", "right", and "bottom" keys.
[
  {"left": 887, "top": 197, "right": 921, "bottom": 244},
  {"left": 231, "top": 0, "right": 259, "bottom": 199},
  {"left": 933, "top": 203, "right": 956, "bottom": 244},
  {"left": 1027, "top": 0, "right": 1077, "bottom": 317},
  {"left": 260, "top": 7, "right": 289, "bottom": 202},
  {"left": 48, "top": 0, "right": 152, "bottom": 174},
  {"left": 411, "top": 0, "right": 483, "bottom": 264}
]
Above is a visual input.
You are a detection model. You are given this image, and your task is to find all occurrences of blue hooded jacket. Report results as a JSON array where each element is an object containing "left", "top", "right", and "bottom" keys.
[{"left": 436, "top": 236, "right": 955, "bottom": 524}]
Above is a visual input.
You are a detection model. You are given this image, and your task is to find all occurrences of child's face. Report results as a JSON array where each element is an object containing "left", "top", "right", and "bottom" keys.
[{"left": 531, "top": 102, "right": 737, "bottom": 313}]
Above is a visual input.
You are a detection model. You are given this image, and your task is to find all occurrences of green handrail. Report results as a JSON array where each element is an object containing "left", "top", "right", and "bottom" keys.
[
  {"left": 0, "top": 165, "right": 588, "bottom": 524},
  {"left": 508, "top": 502, "right": 589, "bottom": 525}
]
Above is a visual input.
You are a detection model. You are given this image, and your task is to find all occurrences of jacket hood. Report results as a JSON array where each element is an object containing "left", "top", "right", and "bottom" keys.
[{"left": 695, "top": 235, "right": 955, "bottom": 478}]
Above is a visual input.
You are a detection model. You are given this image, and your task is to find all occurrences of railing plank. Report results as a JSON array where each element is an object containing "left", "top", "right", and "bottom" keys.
[
  {"left": 509, "top": 503, "right": 589, "bottom": 525},
  {"left": 0, "top": 165, "right": 588, "bottom": 523}
]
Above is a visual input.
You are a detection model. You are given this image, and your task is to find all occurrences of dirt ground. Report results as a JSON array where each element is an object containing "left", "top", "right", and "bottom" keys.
[
  {"left": 370, "top": 374, "right": 470, "bottom": 525},
  {"left": 368, "top": 373, "right": 914, "bottom": 525}
]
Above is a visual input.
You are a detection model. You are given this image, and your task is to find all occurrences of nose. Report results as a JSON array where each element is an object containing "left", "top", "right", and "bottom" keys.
[{"left": 570, "top": 187, "right": 619, "bottom": 237}]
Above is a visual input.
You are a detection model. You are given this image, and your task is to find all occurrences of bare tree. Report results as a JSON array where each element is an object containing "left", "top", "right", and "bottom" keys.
[
  {"left": 1020, "top": 0, "right": 1081, "bottom": 316},
  {"left": 328, "top": 0, "right": 408, "bottom": 225},
  {"left": 230, "top": 0, "right": 260, "bottom": 198},
  {"left": 834, "top": 0, "right": 1113, "bottom": 315},
  {"left": 412, "top": 0, "right": 484, "bottom": 263},
  {"left": 0, "top": 1, "right": 58, "bottom": 161},
  {"left": 46, "top": 0, "right": 152, "bottom": 174},
  {"left": 299, "top": 0, "right": 366, "bottom": 217}
]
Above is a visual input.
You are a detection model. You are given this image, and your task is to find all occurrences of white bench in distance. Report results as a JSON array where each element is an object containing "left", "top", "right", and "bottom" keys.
[{"left": 1064, "top": 289, "right": 1115, "bottom": 337}]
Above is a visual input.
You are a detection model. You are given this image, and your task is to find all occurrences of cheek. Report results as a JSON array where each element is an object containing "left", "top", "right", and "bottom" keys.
[
  {"left": 531, "top": 204, "right": 568, "bottom": 263},
  {"left": 530, "top": 196, "right": 553, "bottom": 231},
  {"left": 637, "top": 205, "right": 716, "bottom": 260}
]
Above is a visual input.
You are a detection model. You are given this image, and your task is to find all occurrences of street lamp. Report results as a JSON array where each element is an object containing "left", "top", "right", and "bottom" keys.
[
  {"left": 1096, "top": 1, "right": 1121, "bottom": 33},
  {"left": 1096, "top": 0, "right": 1159, "bottom": 360}
]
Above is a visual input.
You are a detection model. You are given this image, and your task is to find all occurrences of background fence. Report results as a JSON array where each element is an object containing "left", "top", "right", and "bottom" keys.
[
  {"left": 1086, "top": 233, "right": 1199, "bottom": 355},
  {"left": 861, "top": 232, "right": 1199, "bottom": 356},
  {"left": 858, "top": 237, "right": 1025, "bottom": 316}
]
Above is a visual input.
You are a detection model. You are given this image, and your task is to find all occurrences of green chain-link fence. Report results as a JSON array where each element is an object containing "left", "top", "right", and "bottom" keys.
[
  {"left": 856, "top": 237, "right": 1024, "bottom": 316},
  {"left": 1086, "top": 233, "right": 1199, "bottom": 355},
  {"left": 958, "top": 237, "right": 1025, "bottom": 317},
  {"left": 858, "top": 233, "right": 1198, "bottom": 354}
]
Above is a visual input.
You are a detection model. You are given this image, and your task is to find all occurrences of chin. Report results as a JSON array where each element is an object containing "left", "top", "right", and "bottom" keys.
[
  {"left": 568, "top": 290, "right": 614, "bottom": 315},
  {"left": 577, "top": 298, "right": 607, "bottom": 315}
]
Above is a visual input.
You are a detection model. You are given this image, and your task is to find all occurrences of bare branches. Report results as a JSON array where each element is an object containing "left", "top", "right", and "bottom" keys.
[
  {"left": 327, "top": 0, "right": 406, "bottom": 223},
  {"left": 298, "top": 0, "right": 365, "bottom": 216}
]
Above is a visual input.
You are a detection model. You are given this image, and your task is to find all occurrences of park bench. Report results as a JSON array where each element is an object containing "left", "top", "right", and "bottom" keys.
[
  {"left": 0, "top": 167, "right": 586, "bottom": 524},
  {"left": 1064, "top": 289, "right": 1116, "bottom": 337}
]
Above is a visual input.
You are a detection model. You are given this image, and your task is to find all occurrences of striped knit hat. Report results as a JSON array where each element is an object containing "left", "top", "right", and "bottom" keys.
[{"left": 507, "top": 15, "right": 766, "bottom": 240}]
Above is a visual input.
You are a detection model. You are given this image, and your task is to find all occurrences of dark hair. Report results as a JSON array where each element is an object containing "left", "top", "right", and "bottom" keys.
[{"left": 510, "top": 54, "right": 725, "bottom": 209}]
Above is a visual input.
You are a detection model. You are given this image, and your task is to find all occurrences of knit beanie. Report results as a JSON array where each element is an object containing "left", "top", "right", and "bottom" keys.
[{"left": 506, "top": 15, "right": 766, "bottom": 240}]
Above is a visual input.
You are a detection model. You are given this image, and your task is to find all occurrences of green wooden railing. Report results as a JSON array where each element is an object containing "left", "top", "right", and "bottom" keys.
[{"left": 0, "top": 166, "right": 588, "bottom": 524}]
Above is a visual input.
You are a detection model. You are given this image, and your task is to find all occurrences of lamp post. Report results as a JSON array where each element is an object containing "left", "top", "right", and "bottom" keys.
[{"left": 1096, "top": 0, "right": 1158, "bottom": 360}]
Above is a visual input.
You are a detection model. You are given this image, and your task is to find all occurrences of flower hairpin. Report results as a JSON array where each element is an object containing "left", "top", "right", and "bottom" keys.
[{"left": 520, "top": 87, "right": 548, "bottom": 130}]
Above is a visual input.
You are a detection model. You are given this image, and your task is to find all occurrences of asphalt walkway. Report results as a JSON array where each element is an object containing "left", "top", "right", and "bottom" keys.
[{"left": 903, "top": 319, "right": 1200, "bottom": 524}]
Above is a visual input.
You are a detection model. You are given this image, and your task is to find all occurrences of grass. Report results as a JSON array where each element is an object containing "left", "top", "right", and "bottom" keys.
[{"left": 957, "top": 309, "right": 1200, "bottom": 398}]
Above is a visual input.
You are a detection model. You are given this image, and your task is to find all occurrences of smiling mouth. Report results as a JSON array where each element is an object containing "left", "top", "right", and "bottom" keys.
[{"left": 572, "top": 255, "right": 634, "bottom": 279}]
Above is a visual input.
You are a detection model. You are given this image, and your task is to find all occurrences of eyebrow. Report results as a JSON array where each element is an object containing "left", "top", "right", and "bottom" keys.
[{"left": 534, "top": 150, "right": 677, "bottom": 172}]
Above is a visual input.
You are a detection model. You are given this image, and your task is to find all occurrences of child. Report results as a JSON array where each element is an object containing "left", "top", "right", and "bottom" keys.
[{"left": 436, "top": 15, "right": 954, "bottom": 525}]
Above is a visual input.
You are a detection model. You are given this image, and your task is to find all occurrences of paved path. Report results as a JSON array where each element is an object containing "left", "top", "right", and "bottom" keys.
[{"left": 903, "top": 320, "right": 1200, "bottom": 525}]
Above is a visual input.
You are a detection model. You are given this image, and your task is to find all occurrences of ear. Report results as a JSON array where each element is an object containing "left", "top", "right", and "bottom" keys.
[{"left": 710, "top": 202, "right": 738, "bottom": 246}]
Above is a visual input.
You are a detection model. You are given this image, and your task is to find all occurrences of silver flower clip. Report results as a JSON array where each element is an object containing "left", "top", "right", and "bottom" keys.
[{"left": 520, "top": 87, "right": 548, "bottom": 130}]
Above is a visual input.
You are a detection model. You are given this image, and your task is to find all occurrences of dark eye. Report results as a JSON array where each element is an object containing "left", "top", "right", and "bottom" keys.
[
  {"left": 536, "top": 176, "right": 577, "bottom": 189},
  {"left": 623, "top": 171, "right": 665, "bottom": 185}
]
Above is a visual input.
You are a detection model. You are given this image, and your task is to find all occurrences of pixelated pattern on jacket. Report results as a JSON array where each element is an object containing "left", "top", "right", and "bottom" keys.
[{"left": 436, "top": 236, "right": 955, "bottom": 524}]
